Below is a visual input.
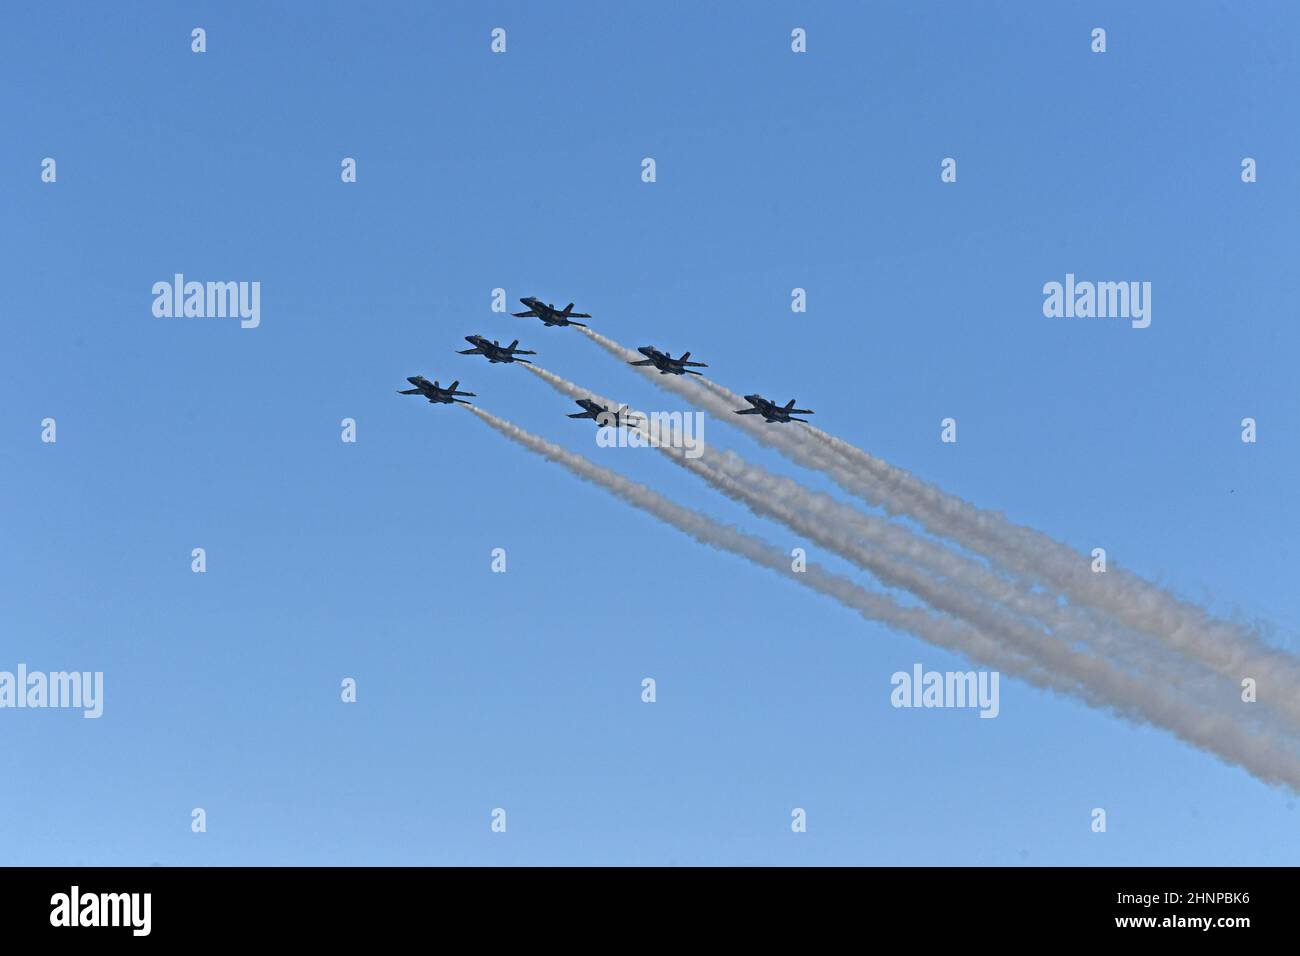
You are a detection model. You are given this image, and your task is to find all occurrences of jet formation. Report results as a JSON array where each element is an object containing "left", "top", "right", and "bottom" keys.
[{"left": 398, "top": 293, "right": 815, "bottom": 424}]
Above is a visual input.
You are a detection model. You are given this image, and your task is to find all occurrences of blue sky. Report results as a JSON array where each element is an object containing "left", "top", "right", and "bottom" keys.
[{"left": 3, "top": 1, "right": 1298, "bottom": 865}]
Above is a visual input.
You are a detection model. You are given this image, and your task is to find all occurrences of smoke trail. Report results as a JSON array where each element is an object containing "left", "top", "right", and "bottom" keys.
[
  {"left": 687, "top": 448, "right": 1247, "bottom": 702},
  {"left": 673, "top": 450, "right": 1298, "bottom": 777},
  {"left": 516, "top": 361, "right": 1300, "bottom": 778},
  {"left": 524, "top": 363, "right": 619, "bottom": 409},
  {"left": 803, "top": 424, "right": 1300, "bottom": 700},
  {"left": 463, "top": 404, "right": 1300, "bottom": 789},
  {"left": 462, "top": 404, "right": 1051, "bottom": 682},
  {"left": 531, "top": 363, "right": 1073, "bottom": 661},
  {"left": 577, "top": 326, "right": 1300, "bottom": 722},
  {"left": 527, "top": 361, "right": 1169, "bottom": 678}
]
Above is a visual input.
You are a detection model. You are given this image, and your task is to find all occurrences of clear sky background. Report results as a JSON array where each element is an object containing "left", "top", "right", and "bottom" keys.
[{"left": 3, "top": 1, "right": 1298, "bottom": 865}]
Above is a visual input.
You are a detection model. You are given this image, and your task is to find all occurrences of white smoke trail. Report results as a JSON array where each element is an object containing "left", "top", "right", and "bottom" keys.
[
  {"left": 803, "top": 424, "right": 1300, "bottom": 700},
  {"left": 463, "top": 404, "right": 1051, "bottom": 682},
  {"left": 686, "top": 447, "right": 1233, "bottom": 697},
  {"left": 672, "top": 451, "right": 1297, "bottom": 775},
  {"left": 522, "top": 361, "right": 1298, "bottom": 773},
  {"left": 463, "top": 403, "right": 1300, "bottom": 789},
  {"left": 527, "top": 362, "right": 1187, "bottom": 681},
  {"left": 577, "top": 326, "right": 1300, "bottom": 723},
  {"left": 530, "top": 361, "right": 1076, "bottom": 663},
  {"left": 524, "top": 363, "right": 621, "bottom": 412}
]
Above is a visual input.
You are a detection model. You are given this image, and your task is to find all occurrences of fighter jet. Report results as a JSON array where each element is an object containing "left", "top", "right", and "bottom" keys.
[
  {"left": 629, "top": 346, "right": 709, "bottom": 376},
  {"left": 733, "top": 394, "right": 814, "bottom": 423},
  {"left": 567, "top": 398, "right": 643, "bottom": 428},
  {"left": 513, "top": 297, "right": 591, "bottom": 327},
  {"left": 458, "top": 335, "right": 536, "bottom": 365},
  {"left": 397, "top": 375, "right": 476, "bottom": 405}
]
